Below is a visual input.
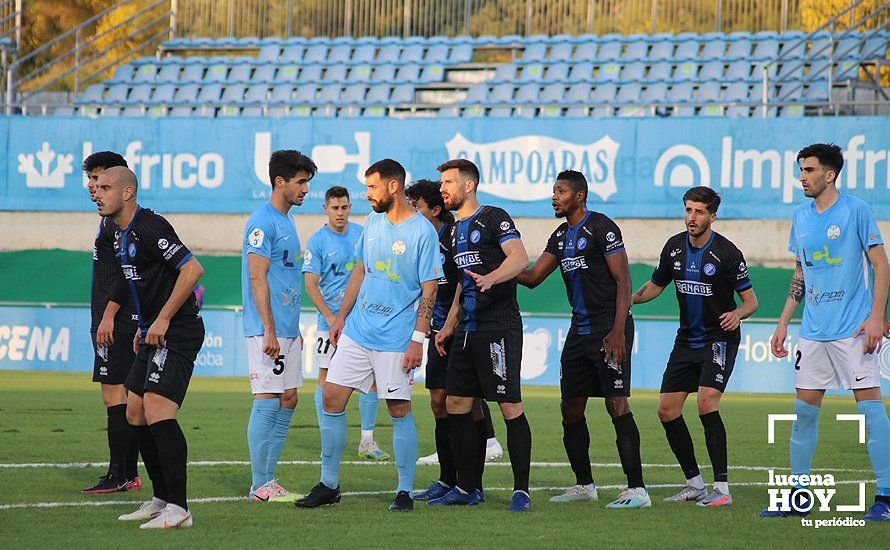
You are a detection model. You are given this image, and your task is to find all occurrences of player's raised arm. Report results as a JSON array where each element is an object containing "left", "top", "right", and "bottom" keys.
[
  {"left": 466, "top": 238, "right": 529, "bottom": 292},
  {"left": 770, "top": 258, "right": 804, "bottom": 359},
  {"left": 516, "top": 251, "right": 558, "bottom": 288}
]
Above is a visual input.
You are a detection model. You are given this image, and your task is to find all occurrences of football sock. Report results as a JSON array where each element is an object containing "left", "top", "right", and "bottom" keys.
[
  {"left": 359, "top": 391, "right": 379, "bottom": 443},
  {"left": 247, "top": 398, "right": 279, "bottom": 489},
  {"left": 313, "top": 386, "right": 324, "bottom": 427},
  {"left": 562, "top": 417, "right": 593, "bottom": 486},
  {"left": 125, "top": 420, "right": 140, "bottom": 480},
  {"left": 858, "top": 400, "right": 890, "bottom": 495},
  {"left": 106, "top": 404, "right": 128, "bottom": 479},
  {"left": 714, "top": 481, "right": 730, "bottom": 495},
  {"left": 790, "top": 399, "right": 820, "bottom": 476},
  {"left": 700, "top": 411, "right": 728, "bottom": 483},
  {"left": 481, "top": 400, "right": 496, "bottom": 439},
  {"left": 434, "top": 417, "right": 456, "bottom": 487},
  {"left": 448, "top": 412, "right": 478, "bottom": 493},
  {"left": 319, "top": 409, "right": 347, "bottom": 489},
  {"left": 149, "top": 419, "right": 188, "bottom": 511},
  {"left": 661, "top": 415, "right": 701, "bottom": 482},
  {"left": 613, "top": 412, "right": 644, "bottom": 489},
  {"left": 475, "top": 418, "right": 488, "bottom": 491},
  {"left": 391, "top": 413, "right": 418, "bottom": 495},
  {"left": 266, "top": 405, "right": 295, "bottom": 482},
  {"left": 505, "top": 413, "right": 532, "bottom": 493},
  {"left": 134, "top": 423, "right": 167, "bottom": 502}
]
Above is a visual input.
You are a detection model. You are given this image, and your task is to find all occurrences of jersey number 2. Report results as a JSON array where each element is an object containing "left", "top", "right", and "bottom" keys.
[
  {"left": 316, "top": 338, "right": 331, "bottom": 355},
  {"left": 794, "top": 349, "right": 802, "bottom": 371}
]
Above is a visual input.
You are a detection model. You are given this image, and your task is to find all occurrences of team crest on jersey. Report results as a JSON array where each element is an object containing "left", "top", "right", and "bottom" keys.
[
  {"left": 606, "top": 231, "right": 616, "bottom": 242},
  {"left": 470, "top": 229, "right": 481, "bottom": 244},
  {"left": 128, "top": 243, "right": 136, "bottom": 257},
  {"left": 392, "top": 240, "right": 406, "bottom": 255},
  {"left": 704, "top": 263, "right": 716, "bottom": 276},
  {"left": 303, "top": 249, "right": 313, "bottom": 264},
  {"left": 157, "top": 238, "right": 169, "bottom": 250},
  {"left": 577, "top": 237, "right": 588, "bottom": 250},
  {"left": 826, "top": 225, "right": 841, "bottom": 240},
  {"left": 499, "top": 221, "right": 510, "bottom": 231},
  {"left": 249, "top": 228, "right": 264, "bottom": 247}
]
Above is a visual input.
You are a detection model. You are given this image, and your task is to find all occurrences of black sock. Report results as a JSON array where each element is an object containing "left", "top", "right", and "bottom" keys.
[
  {"left": 661, "top": 415, "right": 701, "bottom": 480},
  {"left": 700, "top": 411, "right": 728, "bottom": 483},
  {"left": 505, "top": 413, "right": 532, "bottom": 493},
  {"left": 434, "top": 417, "right": 456, "bottom": 487},
  {"left": 480, "top": 400, "right": 495, "bottom": 439},
  {"left": 448, "top": 412, "right": 477, "bottom": 493},
  {"left": 106, "top": 404, "right": 128, "bottom": 479},
  {"left": 612, "top": 412, "right": 644, "bottom": 488},
  {"left": 134, "top": 423, "right": 167, "bottom": 502},
  {"left": 563, "top": 417, "right": 593, "bottom": 486},
  {"left": 149, "top": 419, "right": 189, "bottom": 511},
  {"left": 125, "top": 423, "right": 140, "bottom": 480},
  {"left": 475, "top": 418, "right": 488, "bottom": 491}
]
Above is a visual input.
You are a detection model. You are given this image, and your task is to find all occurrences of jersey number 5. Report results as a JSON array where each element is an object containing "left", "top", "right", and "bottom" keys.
[{"left": 273, "top": 355, "right": 285, "bottom": 375}]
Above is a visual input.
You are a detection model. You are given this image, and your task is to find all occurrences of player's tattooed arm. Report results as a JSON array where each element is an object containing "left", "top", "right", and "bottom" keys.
[
  {"left": 789, "top": 260, "right": 805, "bottom": 302},
  {"left": 418, "top": 295, "right": 436, "bottom": 321},
  {"left": 631, "top": 281, "right": 666, "bottom": 305}
]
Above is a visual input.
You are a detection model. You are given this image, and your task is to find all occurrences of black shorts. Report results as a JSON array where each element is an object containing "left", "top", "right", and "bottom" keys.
[
  {"left": 425, "top": 331, "right": 450, "bottom": 390},
  {"left": 445, "top": 329, "right": 522, "bottom": 403},
  {"left": 125, "top": 324, "right": 205, "bottom": 406},
  {"left": 660, "top": 340, "right": 739, "bottom": 394},
  {"left": 560, "top": 317, "right": 634, "bottom": 398},
  {"left": 91, "top": 331, "right": 137, "bottom": 385}
]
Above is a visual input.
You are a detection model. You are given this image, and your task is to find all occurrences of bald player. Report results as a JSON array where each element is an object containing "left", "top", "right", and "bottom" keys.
[{"left": 94, "top": 166, "right": 205, "bottom": 529}]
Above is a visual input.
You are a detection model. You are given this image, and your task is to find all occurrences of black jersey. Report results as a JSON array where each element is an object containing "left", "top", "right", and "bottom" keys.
[
  {"left": 432, "top": 221, "right": 458, "bottom": 332},
  {"left": 651, "top": 231, "right": 752, "bottom": 348},
  {"left": 544, "top": 211, "right": 626, "bottom": 334},
  {"left": 114, "top": 207, "right": 201, "bottom": 338},
  {"left": 91, "top": 217, "right": 137, "bottom": 332},
  {"left": 449, "top": 205, "right": 522, "bottom": 332}
]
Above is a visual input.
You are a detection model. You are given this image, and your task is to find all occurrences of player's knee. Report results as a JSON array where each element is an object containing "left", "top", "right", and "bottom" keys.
[
  {"left": 445, "top": 396, "right": 472, "bottom": 415},
  {"left": 560, "top": 399, "right": 585, "bottom": 423},
  {"left": 604, "top": 397, "right": 630, "bottom": 418},
  {"left": 697, "top": 396, "right": 719, "bottom": 415},
  {"left": 657, "top": 402, "right": 680, "bottom": 422},
  {"left": 387, "top": 400, "right": 411, "bottom": 419},
  {"left": 499, "top": 402, "right": 523, "bottom": 421},
  {"left": 430, "top": 393, "right": 447, "bottom": 418}
]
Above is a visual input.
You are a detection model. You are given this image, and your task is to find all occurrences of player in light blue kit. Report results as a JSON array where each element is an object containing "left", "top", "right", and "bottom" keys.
[
  {"left": 762, "top": 144, "right": 890, "bottom": 521},
  {"left": 295, "top": 159, "right": 441, "bottom": 512},
  {"left": 303, "top": 185, "right": 389, "bottom": 461},
  {"left": 242, "top": 150, "right": 317, "bottom": 503}
]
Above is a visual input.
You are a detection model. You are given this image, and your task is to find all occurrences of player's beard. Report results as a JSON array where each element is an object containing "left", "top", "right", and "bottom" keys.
[
  {"left": 687, "top": 220, "right": 709, "bottom": 238},
  {"left": 372, "top": 194, "right": 393, "bottom": 213}
]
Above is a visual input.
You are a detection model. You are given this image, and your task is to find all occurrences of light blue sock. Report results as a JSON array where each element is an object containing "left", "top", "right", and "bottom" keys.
[
  {"left": 790, "top": 399, "right": 820, "bottom": 477},
  {"left": 265, "top": 406, "right": 295, "bottom": 483},
  {"left": 359, "top": 391, "right": 379, "bottom": 432},
  {"left": 391, "top": 412, "right": 417, "bottom": 496},
  {"left": 314, "top": 386, "right": 324, "bottom": 427},
  {"left": 319, "top": 409, "right": 347, "bottom": 489},
  {"left": 857, "top": 400, "right": 890, "bottom": 492},
  {"left": 247, "top": 398, "right": 279, "bottom": 490}
]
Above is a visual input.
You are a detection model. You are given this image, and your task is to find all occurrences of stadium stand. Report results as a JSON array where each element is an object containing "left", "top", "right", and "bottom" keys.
[{"left": 63, "top": 30, "right": 890, "bottom": 119}]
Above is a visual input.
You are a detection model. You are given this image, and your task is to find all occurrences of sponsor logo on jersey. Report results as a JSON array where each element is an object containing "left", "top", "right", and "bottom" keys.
[
  {"left": 499, "top": 221, "right": 511, "bottom": 231},
  {"left": 121, "top": 264, "right": 141, "bottom": 281},
  {"left": 804, "top": 245, "right": 842, "bottom": 268},
  {"left": 676, "top": 280, "right": 713, "bottom": 296},
  {"left": 157, "top": 238, "right": 169, "bottom": 250},
  {"left": 560, "top": 256, "right": 589, "bottom": 272},
  {"left": 806, "top": 286, "right": 846, "bottom": 305},
  {"left": 373, "top": 258, "right": 400, "bottom": 282},
  {"left": 454, "top": 251, "right": 482, "bottom": 268}
]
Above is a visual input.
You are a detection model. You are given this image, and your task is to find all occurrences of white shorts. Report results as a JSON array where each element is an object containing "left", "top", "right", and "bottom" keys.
[
  {"left": 326, "top": 333, "right": 413, "bottom": 400},
  {"left": 314, "top": 330, "right": 334, "bottom": 370},
  {"left": 795, "top": 335, "right": 880, "bottom": 391},
  {"left": 246, "top": 336, "right": 304, "bottom": 394}
]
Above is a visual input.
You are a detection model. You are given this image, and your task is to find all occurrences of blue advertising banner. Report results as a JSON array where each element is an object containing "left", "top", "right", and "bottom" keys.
[
  {"left": 2, "top": 305, "right": 889, "bottom": 395},
  {"left": 1, "top": 116, "right": 888, "bottom": 219}
]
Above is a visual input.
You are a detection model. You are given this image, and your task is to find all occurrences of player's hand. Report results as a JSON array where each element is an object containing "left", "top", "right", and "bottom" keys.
[
  {"left": 133, "top": 330, "right": 142, "bottom": 355},
  {"left": 329, "top": 316, "right": 345, "bottom": 346},
  {"left": 719, "top": 309, "right": 742, "bottom": 332},
  {"left": 402, "top": 340, "right": 423, "bottom": 373},
  {"left": 262, "top": 329, "right": 280, "bottom": 359},
  {"left": 770, "top": 323, "right": 788, "bottom": 358},
  {"left": 464, "top": 269, "right": 495, "bottom": 293},
  {"left": 435, "top": 324, "right": 455, "bottom": 356},
  {"left": 884, "top": 318, "right": 890, "bottom": 339},
  {"left": 145, "top": 318, "right": 169, "bottom": 348},
  {"left": 323, "top": 313, "right": 337, "bottom": 331},
  {"left": 854, "top": 315, "right": 885, "bottom": 355},
  {"left": 601, "top": 328, "right": 625, "bottom": 366},
  {"left": 97, "top": 316, "right": 114, "bottom": 346}
]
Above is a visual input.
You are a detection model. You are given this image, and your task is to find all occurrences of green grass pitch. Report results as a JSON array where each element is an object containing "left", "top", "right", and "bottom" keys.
[{"left": 0, "top": 371, "right": 885, "bottom": 548}]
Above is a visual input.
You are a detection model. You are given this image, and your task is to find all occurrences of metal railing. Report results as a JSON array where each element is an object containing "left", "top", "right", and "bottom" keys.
[{"left": 171, "top": 0, "right": 866, "bottom": 38}]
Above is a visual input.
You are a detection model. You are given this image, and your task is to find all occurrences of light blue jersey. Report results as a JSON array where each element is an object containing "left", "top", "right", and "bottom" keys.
[
  {"left": 789, "top": 193, "right": 883, "bottom": 341},
  {"left": 343, "top": 211, "right": 441, "bottom": 352},
  {"left": 242, "top": 203, "right": 302, "bottom": 338},
  {"left": 302, "top": 222, "right": 363, "bottom": 332}
]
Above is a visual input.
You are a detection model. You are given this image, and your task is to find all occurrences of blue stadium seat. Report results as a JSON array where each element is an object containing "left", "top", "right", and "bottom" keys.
[
  {"left": 667, "top": 81, "right": 694, "bottom": 103},
  {"left": 595, "top": 62, "right": 621, "bottom": 82},
  {"left": 401, "top": 44, "right": 425, "bottom": 63},
  {"left": 217, "top": 105, "right": 241, "bottom": 117},
  {"left": 121, "top": 107, "right": 143, "bottom": 117},
  {"left": 317, "top": 84, "right": 341, "bottom": 103},
  {"left": 104, "top": 84, "right": 130, "bottom": 104},
  {"left": 726, "top": 105, "right": 751, "bottom": 117},
  {"left": 128, "top": 85, "right": 152, "bottom": 104},
  {"left": 238, "top": 106, "right": 261, "bottom": 116},
  {"left": 251, "top": 65, "right": 275, "bottom": 83},
  {"left": 565, "top": 82, "right": 591, "bottom": 103},
  {"left": 81, "top": 85, "right": 105, "bottom": 103},
  {"left": 649, "top": 40, "right": 674, "bottom": 60},
  {"left": 150, "top": 84, "right": 175, "bottom": 104},
  {"left": 304, "top": 44, "right": 329, "bottom": 63},
  {"left": 598, "top": 40, "right": 622, "bottom": 59},
  {"left": 449, "top": 43, "right": 473, "bottom": 63},
  {"left": 54, "top": 106, "right": 77, "bottom": 116},
  {"left": 257, "top": 44, "right": 281, "bottom": 62},
  {"left": 280, "top": 44, "right": 305, "bottom": 62},
  {"left": 522, "top": 42, "right": 547, "bottom": 61},
  {"left": 299, "top": 65, "right": 323, "bottom": 82},
  {"left": 642, "top": 82, "right": 668, "bottom": 103},
  {"left": 362, "top": 106, "right": 387, "bottom": 117},
  {"left": 347, "top": 64, "right": 372, "bottom": 83},
  {"left": 564, "top": 106, "right": 588, "bottom": 117},
  {"left": 804, "top": 82, "right": 829, "bottom": 101},
  {"left": 419, "top": 64, "right": 445, "bottom": 83},
  {"left": 267, "top": 85, "right": 292, "bottom": 104},
  {"left": 168, "top": 106, "right": 193, "bottom": 117},
  {"left": 623, "top": 39, "right": 648, "bottom": 60},
  {"left": 834, "top": 36, "right": 861, "bottom": 59},
  {"left": 573, "top": 41, "right": 597, "bottom": 60},
  {"left": 425, "top": 44, "right": 449, "bottom": 63},
  {"left": 590, "top": 82, "right": 617, "bottom": 103},
  {"left": 365, "top": 65, "right": 394, "bottom": 85},
  {"left": 377, "top": 44, "right": 401, "bottom": 63},
  {"left": 723, "top": 82, "right": 749, "bottom": 101},
  {"left": 350, "top": 43, "right": 375, "bottom": 63},
  {"left": 519, "top": 63, "right": 545, "bottom": 83},
  {"left": 341, "top": 84, "right": 366, "bottom": 103},
  {"left": 725, "top": 60, "right": 751, "bottom": 80},
  {"left": 172, "top": 84, "right": 199, "bottom": 104},
  {"left": 834, "top": 58, "right": 860, "bottom": 80},
  {"left": 726, "top": 39, "right": 751, "bottom": 59},
  {"left": 569, "top": 62, "right": 594, "bottom": 81},
  {"left": 99, "top": 107, "right": 120, "bottom": 117},
  {"left": 698, "top": 61, "right": 724, "bottom": 80},
  {"left": 293, "top": 85, "right": 317, "bottom": 104},
  {"left": 674, "top": 40, "right": 699, "bottom": 60},
  {"left": 489, "top": 107, "right": 512, "bottom": 117},
  {"left": 204, "top": 61, "right": 229, "bottom": 82},
  {"left": 808, "top": 34, "right": 832, "bottom": 58},
  {"left": 621, "top": 62, "right": 646, "bottom": 81},
  {"left": 133, "top": 63, "right": 158, "bottom": 83},
  {"left": 549, "top": 41, "right": 573, "bottom": 61},
  {"left": 227, "top": 63, "right": 252, "bottom": 83},
  {"left": 366, "top": 85, "right": 391, "bottom": 104},
  {"left": 780, "top": 104, "right": 805, "bottom": 117},
  {"left": 489, "top": 83, "right": 514, "bottom": 103},
  {"left": 273, "top": 65, "right": 298, "bottom": 84},
  {"left": 700, "top": 39, "right": 726, "bottom": 59},
  {"left": 221, "top": 84, "right": 247, "bottom": 104},
  {"left": 540, "top": 83, "right": 565, "bottom": 103},
  {"left": 616, "top": 82, "right": 641, "bottom": 103},
  {"left": 861, "top": 34, "right": 889, "bottom": 58},
  {"left": 437, "top": 106, "right": 461, "bottom": 117},
  {"left": 328, "top": 44, "right": 352, "bottom": 63},
  {"left": 696, "top": 81, "right": 721, "bottom": 101},
  {"left": 395, "top": 64, "right": 421, "bottom": 83},
  {"left": 390, "top": 84, "right": 414, "bottom": 103},
  {"left": 110, "top": 64, "right": 134, "bottom": 83},
  {"left": 776, "top": 84, "right": 803, "bottom": 101},
  {"left": 463, "top": 84, "right": 488, "bottom": 103},
  {"left": 197, "top": 83, "right": 223, "bottom": 104},
  {"left": 777, "top": 60, "right": 805, "bottom": 80},
  {"left": 543, "top": 63, "right": 568, "bottom": 82},
  {"left": 492, "top": 63, "right": 516, "bottom": 83},
  {"left": 181, "top": 63, "right": 205, "bottom": 83},
  {"left": 324, "top": 65, "right": 348, "bottom": 83},
  {"left": 673, "top": 61, "right": 698, "bottom": 80},
  {"left": 779, "top": 38, "right": 806, "bottom": 59},
  {"left": 646, "top": 62, "right": 672, "bottom": 82},
  {"left": 154, "top": 63, "right": 181, "bottom": 83},
  {"left": 514, "top": 84, "right": 539, "bottom": 117},
  {"left": 244, "top": 85, "right": 269, "bottom": 104},
  {"left": 752, "top": 38, "right": 779, "bottom": 59}
]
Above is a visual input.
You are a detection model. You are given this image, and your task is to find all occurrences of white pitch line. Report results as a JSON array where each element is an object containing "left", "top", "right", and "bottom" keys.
[
  {"left": 0, "top": 480, "right": 876, "bottom": 511},
  {"left": 0, "top": 460, "right": 874, "bottom": 473}
]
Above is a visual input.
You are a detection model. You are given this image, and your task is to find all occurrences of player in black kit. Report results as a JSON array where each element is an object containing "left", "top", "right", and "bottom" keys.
[
  {"left": 429, "top": 159, "right": 533, "bottom": 512},
  {"left": 632, "top": 186, "right": 758, "bottom": 508},
  {"left": 517, "top": 170, "right": 649, "bottom": 509},
  {"left": 94, "top": 166, "right": 205, "bottom": 529},
  {"left": 82, "top": 151, "right": 142, "bottom": 495}
]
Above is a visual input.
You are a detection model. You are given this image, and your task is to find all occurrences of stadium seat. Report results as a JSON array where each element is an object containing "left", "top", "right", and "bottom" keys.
[
  {"left": 673, "top": 61, "right": 698, "bottom": 80},
  {"left": 462, "top": 83, "right": 488, "bottom": 103},
  {"left": 401, "top": 43, "right": 425, "bottom": 63},
  {"left": 489, "top": 83, "right": 514, "bottom": 103},
  {"left": 244, "top": 84, "right": 269, "bottom": 104},
  {"left": 492, "top": 63, "right": 516, "bottom": 83},
  {"left": 274, "top": 65, "right": 299, "bottom": 84},
  {"left": 667, "top": 81, "right": 694, "bottom": 103},
  {"left": 590, "top": 82, "right": 617, "bottom": 103},
  {"left": 804, "top": 82, "right": 829, "bottom": 101},
  {"left": 328, "top": 44, "right": 352, "bottom": 63},
  {"left": 568, "top": 62, "right": 594, "bottom": 81},
  {"left": 292, "top": 84, "right": 317, "bottom": 104},
  {"left": 623, "top": 39, "right": 648, "bottom": 60},
  {"left": 598, "top": 39, "right": 622, "bottom": 59},
  {"left": 395, "top": 64, "right": 421, "bottom": 83},
  {"left": 317, "top": 84, "right": 341, "bottom": 104},
  {"left": 345, "top": 64, "right": 372, "bottom": 83},
  {"left": 133, "top": 63, "right": 158, "bottom": 83},
  {"left": 110, "top": 64, "right": 134, "bottom": 83},
  {"left": 304, "top": 44, "right": 329, "bottom": 63},
  {"left": 519, "top": 63, "right": 545, "bottom": 83},
  {"left": 242, "top": 106, "right": 263, "bottom": 116},
  {"left": 299, "top": 65, "right": 323, "bottom": 82},
  {"left": 616, "top": 82, "right": 642, "bottom": 103},
  {"left": 172, "top": 84, "right": 200, "bottom": 104},
  {"left": 341, "top": 84, "right": 367, "bottom": 103},
  {"left": 370, "top": 65, "right": 396, "bottom": 83},
  {"left": 564, "top": 106, "right": 588, "bottom": 117},
  {"left": 81, "top": 85, "right": 105, "bottom": 103},
  {"left": 349, "top": 43, "right": 375, "bottom": 63},
  {"left": 366, "top": 85, "right": 391, "bottom": 104},
  {"left": 419, "top": 64, "right": 445, "bottom": 83},
  {"left": 833, "top": 58, "right": 860, "bottom": 80},
  {"left": 180, "top": 62, "right": 206, "bottom": 83},
  {"left": 726, "top": 105, "right": 751, "bottom": 117},
  {"left": 726, "top": 39, "right": 751, "bottom": 59},
  {"left": 449, "top": 43, "right": 473, "bottom": 63},
  {"left": 323, "top": 65, "right": 348, "bottom": 83},
  {"left": 725, "top": 60, "right": 751, "bottom": 80},
  {"left": 861, "top": 34, "right": 888, "bottom": 58},
  {"left": 777, "top": 60, "right": 805, "bottom": 80},
  {"left": 204, "top": 61, "right": 229, "bottom": 82},
  {"left": 425, "top": 43, "right": 449, "bottom": 63},
  {"left": 724, "top": 81, "right": 749, "bottom": 101},
  {"left": 514, "top": 84, "right": 539, "bottom": 117},
  {"left": 168, "top": 106, "right": 192, "bottom": 117},
  {"left": 573, "top": 41, "right": 597, "bottom": 60},
  {"left": 549, "top": 41, "right": 573, "bottom": 61},
  {"left": 489, "top": 107, "right": 512, "bottom": 117},
  {"left": 362, "top": 106, "right": 387, "bottom": 117},
  {"left": 121, "top": 107, "right": 143, "bottom": 117},
  {"left": 540, "top": 82, "right": 565, "bottom": 103},
  {"left": 390, "top": 84, "right": 414, "bottom": 103},
  {"left": 216, "top": 105, "right": 240, "bottom": 117},
  {"left": 543, "top": 63, "right": 568, "bottom": 82},
  {"left": 377, "top": 44, "right": 401, "bottom": 63},
  {"left": 700, "top": 39, "right": 726, "bottom": 59},
  {"left": 155, "top": 63, "right": 182, "bottom": 83},
  {"left": 641, "top": 82, "right": 668, "bottom": 103},
  {"left": 221, "top": 84, "right": 247, "bottom": 104},
  {"left": 104, "top": 84, "right": 130, "bottom": 104},
  {"left": 150, "top": 84, "right": 176, "bottom": 104},
  {"left": 698, "top": 61, "right": 724, "bottom": 80},
  {"left": 752, "top": 38, "right": 779, "bottom": 59},
  {"left": 257, "top": 44, "right": 281, "bottom": 62},
  {"left": 621, "top": 62, "right": 646, "bottom": 81},
  {"left": 252, "top": 65, "right": 276, "bottom": 83},
  {"left": 595, "top": 62, "right": 621, "bottom": 82},
  {"left": 227, "top": 63, "right": 252, "bottom": 83},
  {"left": 280, "top": 44, "right": 305, "bottom": 62},
  {"left": 128, "top": 85, "right": 152, "bottom": 104},
  {"left": 437, "top": 106, "right": 461, "bottom": 117},
  {"left": 834, "top": 36, "right": 861, "bottom": 59},
  {"left": 779, "top": 38, "right": 806, "bottom": 60},
  {"left": 780, "top": 104, "right": 805, "bottom": 117},
  {"left": 674, "top": 40, "right": 699, "bottom": 60},
  {"left": 522, "top": 42, "right": 547, "bottom": 61},
  {"left": 649, "top": 40, "right": 674, "bottom": 60},
  {"left": 646, "top": 62, "right": 672, "bottom": 82},
  {"left": 196, "top": 83, "right": 223, "bottom": 104},
  {"left": 696, "top": 81, "right": 721, "bottom": 102},
  {"left": 565, "top": 82, "right": 591, "bottom": 103}
]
